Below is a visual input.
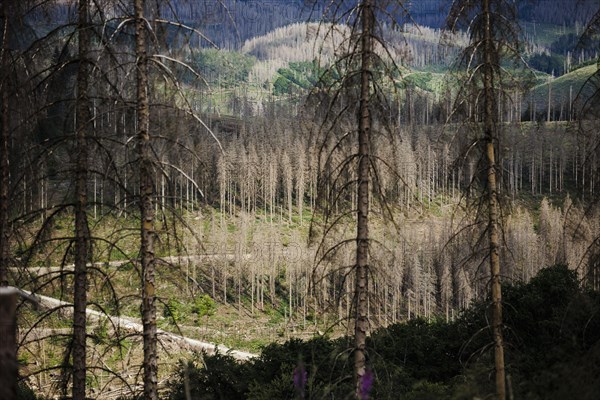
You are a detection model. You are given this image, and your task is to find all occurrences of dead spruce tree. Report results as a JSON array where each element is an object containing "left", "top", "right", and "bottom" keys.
[
  {"left": 0, "top": 1, "right": 18, "bottom": 396},
  {"left": 446, "top": 0, "right": 528, "bottom": 398},
  {"left": 73, "top": 0, "right": 92, "bottom": 398},
  {"left": 0, "top": 0, "right": 13, "bottom": 290},
  {"left": 129, "top": 1, "right": 223, "bottom": 397},
  {"left": 0, "top": 1, "right": 98, "bottom": 397},
  {"left": 308, "top": 1, "right": 412, "bottom": 397},
  {"left": 12, "top": 2, "right": 124, "bottom": 396},
  {"left": 132, "top": 0, "right": 160, "bottom": 398}
]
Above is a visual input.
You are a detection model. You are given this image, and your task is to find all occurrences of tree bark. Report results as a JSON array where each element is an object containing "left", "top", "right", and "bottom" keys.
[
  {"left": 355, "top": 0, "right": 373, "bottom": 397},
  {"left": 0, "top": 291, "right": 16, "bottom": 400},
  {"left": 482, "top": 0, "right": 506, "bottom": 398},
  {"left": 73, "top": 0, "right": 92, "bottom": 398},
  {"left": 135, "top": 0, "right": 158, "bottom": 398},
  {"left": 0, "top": 0, "right": 11, "bottom": 288}
]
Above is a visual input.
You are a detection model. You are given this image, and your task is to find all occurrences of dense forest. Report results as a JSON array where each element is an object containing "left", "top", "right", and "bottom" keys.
[{"left": 0, "top": 0, "right": 599, "bottom": 399}]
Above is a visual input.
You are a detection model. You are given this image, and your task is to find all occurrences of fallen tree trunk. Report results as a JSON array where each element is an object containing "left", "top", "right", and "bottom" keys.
[{"left": 25, "top": 290, "right": 256, "bottom": 361}]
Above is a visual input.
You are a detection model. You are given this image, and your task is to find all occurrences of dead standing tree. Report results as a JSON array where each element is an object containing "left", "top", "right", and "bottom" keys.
[
  {"left": 132, "top": 0, "right": 159, "bottom": 398},
  {"left": 446, "top": 0, "right": 528, "bottom": 398},
  {"left": 0, "top": 2, "right": 35, "bottom": 395},
  {"left": 308, "top": 1, "right": 411, "bottom": 397},
  {"left": 355, "top": 0, "right": 373, "bottom": 391},
  {"left": 129, "top": 1, "right": 225, "bottom": 397},
  {"left": 73, "top": 0, "right": 92, "bottom": 398},
  {"left": 0, "top": 0, "right": 15, "bottom": 291}
]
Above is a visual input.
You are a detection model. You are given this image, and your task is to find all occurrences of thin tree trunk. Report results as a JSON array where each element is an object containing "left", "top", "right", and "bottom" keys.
[
  {"left": 0, "top": 290, "right": 16, "bottom": 400},
  {"left": 0, "top": 0, "right": 10, "bottom": 288},
  {"left": 354, "top": 0, "right": 373, "bottom": 397},
  {"left": 73, "top": 0, "right": 92, "bottom": 398},
  {"left": 483, "top": 0, "right": 506, "bottom": 398},
  {"left": 135, "top": 0, "right": 158, "bottom": 398}
]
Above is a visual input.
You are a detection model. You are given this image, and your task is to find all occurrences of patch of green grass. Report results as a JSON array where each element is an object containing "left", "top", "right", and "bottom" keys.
[
  {"left": 529, "top": 64, "right": 598, "bottom": 113},
  {"left": 223, "top": 336, "right": 273, "bottom": 354}
]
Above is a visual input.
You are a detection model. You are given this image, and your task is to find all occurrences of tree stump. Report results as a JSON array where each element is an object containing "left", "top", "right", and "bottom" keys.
[{"left": 0, "top": 290, "right": 17, "bottom": 400}]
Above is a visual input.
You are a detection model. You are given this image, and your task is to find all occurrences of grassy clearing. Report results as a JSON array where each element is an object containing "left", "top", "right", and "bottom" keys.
[{"left": 528, "top": 64, "right": 598, "bottom": 113}]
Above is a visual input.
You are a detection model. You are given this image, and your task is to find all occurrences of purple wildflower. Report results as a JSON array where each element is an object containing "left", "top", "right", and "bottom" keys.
[
  {"left": 359, "top": 369, "right": 374, "bottom": 400},
  {"left": 293, "top": 364, "right": 308, "bottom": 398}
]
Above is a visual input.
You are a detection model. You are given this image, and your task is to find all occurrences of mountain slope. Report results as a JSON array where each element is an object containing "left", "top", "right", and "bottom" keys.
[{"left": 528, "top": 64, "right": 599, "bottom": 118}]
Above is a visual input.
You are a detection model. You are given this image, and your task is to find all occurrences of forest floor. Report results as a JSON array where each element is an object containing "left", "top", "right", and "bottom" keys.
[{"left": 18, "top": 284, "right": 334, "bottom": 399}]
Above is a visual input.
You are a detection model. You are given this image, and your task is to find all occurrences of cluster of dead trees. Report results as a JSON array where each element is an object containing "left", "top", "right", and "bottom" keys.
[
  {"left": 189, "top": 193, "right": 599, "bottom": 320},
  {"left": 202, "top": 121, "right": 597, "bottom": 221}
]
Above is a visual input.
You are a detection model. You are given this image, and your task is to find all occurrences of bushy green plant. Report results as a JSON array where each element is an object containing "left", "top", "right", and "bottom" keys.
[
  {"left": 193, "top": 294, "right": 217, "bottom": 321},
  {"left": 167, "top": 351, "right": 251, "bottom": 400},
  {"left": 164, "top": 298, "right": 188, "bottom": 324}
]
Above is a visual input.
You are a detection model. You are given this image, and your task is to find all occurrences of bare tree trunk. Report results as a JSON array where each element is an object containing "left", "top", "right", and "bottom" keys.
[
  {"left": 0, "top": 291, "right": 16, "bottom": 400},
  {"left": 0, "top": 0, "right": 10, "bottom": 288},
  {"left": 354, "top": 0, "right": 373, "bottom": 396},
  {"left": 135, "top": 0, "right": 158, "bottom": 398},
  {"left": 483, "top": 0, "right": 505, "bottom": 398},
  {"left": 73, "top": 0, "right": 92, "bottom": 398},
  {"left": 296, "top": 146, "right": 305, "bottom": 225}
]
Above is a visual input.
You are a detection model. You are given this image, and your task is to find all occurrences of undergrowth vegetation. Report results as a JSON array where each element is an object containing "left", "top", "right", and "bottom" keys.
[{"left": 164, "top": 265, "right": 600, "bottom": 400}]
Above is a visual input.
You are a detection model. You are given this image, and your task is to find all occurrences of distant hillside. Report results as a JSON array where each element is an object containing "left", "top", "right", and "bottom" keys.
[
  {"left": 162, "top": 0, "right": 321, "bottom": 49},
  {"left": 241, "top": 23, "right": 345, "bottom": 84},
  {"left": 527, "top": 64, "right": 599, "bottom": 120},
  {"left": 157, "top": 0, "right": 597, "bottom": 49},
  {"left": 241, "top": 21, "right": 466, "bottom": 84}
]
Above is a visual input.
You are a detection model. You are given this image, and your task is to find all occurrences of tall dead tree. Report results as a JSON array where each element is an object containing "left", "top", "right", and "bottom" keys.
[
  {"left": 354, "top": 0, "right": 373, "bottom": 393},
  {"left": 309, "top": 1, "right": 411, "bottom": 397},
  {"left": 0, "top": 0, "right": 11, "bottom": 289},
  {"left": 134, "top": 0, "right": 158, "bottom": 398},
  {"left": 446, "top": 0, "right": 526, "bottom": 398},
  {"left": 482, "top": 1, "right": 505, "bottom": 397},
  {"left": 72, "top": 0, "right": 92, "bottom": 398}
]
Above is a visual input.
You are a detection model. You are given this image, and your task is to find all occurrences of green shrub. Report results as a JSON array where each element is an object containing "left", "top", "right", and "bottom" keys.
[
  {"left": 164, "top": 298, "right": 188, "bottom": 324},
  {"left": 167, "top": 351, "right": 250, "bottom": 400},
  {"left": 193, "top": 294, "right": 217, "bottom": 320}
]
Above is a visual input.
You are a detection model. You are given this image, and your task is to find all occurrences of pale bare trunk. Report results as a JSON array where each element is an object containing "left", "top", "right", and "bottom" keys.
[
  {"left": 483, "top": 0, "right": 505, "bottom": 398},
  {"left": 355, "top": 0, "right": 373, "bottom": 397}
]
